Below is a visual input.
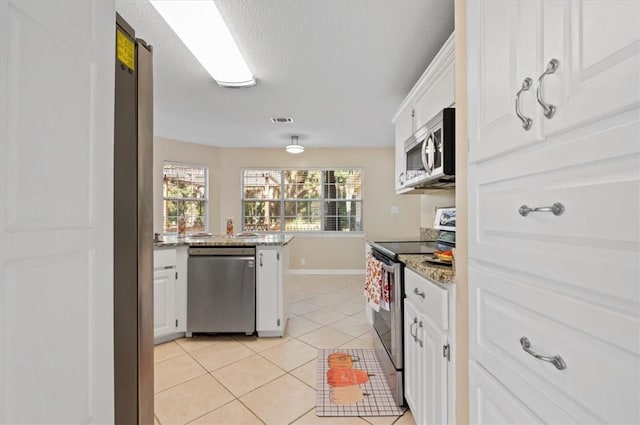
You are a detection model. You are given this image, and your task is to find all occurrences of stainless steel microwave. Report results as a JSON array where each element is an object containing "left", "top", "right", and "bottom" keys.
[{"left": 401, "top": 108, "right": 455, "bottom": 188}]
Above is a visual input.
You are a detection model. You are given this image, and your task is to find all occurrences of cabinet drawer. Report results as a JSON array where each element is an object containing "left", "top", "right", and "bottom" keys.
[
  {"left": 404, "top": 268, "right": 448, "bottom": 330},
  {"left": 470, "top": 265, "right": 640, "bottom": 424},
  {"left": 154, "top": 248, "right": 176, "bottom": 269},
  {"left": 469, "top": 125, "right": 639, "bottom": 306},
  {"left": 470, "top": 360, "right": 577, "bottom": 425}
]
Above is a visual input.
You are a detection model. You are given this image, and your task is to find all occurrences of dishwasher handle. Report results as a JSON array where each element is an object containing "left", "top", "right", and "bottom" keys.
[{"left": 188, "top": 247, "right": 255, "bottom": 256}]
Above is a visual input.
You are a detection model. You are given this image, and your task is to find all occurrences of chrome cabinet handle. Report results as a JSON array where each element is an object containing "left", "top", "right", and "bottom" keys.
[
  {"left": 520, "top": 337, "right": 566, "bottom": 370},
  {"left": 536, "top": 59, "right": 559, "bottom": 119},
  {"left": 413, "top": 287, "right": 426, "bottom": 299},
  {"left": 398, "top": 172, "right": 405, "bottom": 186},
  {"left": 519, "top": 202, "right": 565, "bottom": 217},
  {"left": 259, "top": 253, "right": 263, "bottom": 267},
  {"left": 515, "top": 78, "right": 533, "bottom": 130},
  {"left": 410, "top": 317, "right": 418, "bottom": 341},
  {"left": 416, "top": 321, "right": 424, "bottom": 347}
]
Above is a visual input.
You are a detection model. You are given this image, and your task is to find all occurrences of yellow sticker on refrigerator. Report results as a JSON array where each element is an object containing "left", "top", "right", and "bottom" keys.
[{"left": 116, "top": 29, "right": 135, "bottom": 70}]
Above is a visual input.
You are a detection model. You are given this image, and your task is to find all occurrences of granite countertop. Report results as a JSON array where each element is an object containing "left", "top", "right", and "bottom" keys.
[
  {"left": 399, "top": 254, "right": 455, "bottom": 284},
  {"left": 154, "top": 234, "right": 294, "bottom": 249}
]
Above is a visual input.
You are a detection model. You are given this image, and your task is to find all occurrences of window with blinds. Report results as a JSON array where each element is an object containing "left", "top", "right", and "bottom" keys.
[
  {"left": 242, "top": 169, "right": 363, "bottom": 233},
  {"left": 163, "top": 162, "right": 208, "bottom": 233}
]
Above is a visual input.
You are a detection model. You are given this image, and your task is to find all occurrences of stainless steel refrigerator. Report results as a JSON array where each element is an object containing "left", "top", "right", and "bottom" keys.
[{"left": 113, "top": 13, "right": 154, "bottom": 424}]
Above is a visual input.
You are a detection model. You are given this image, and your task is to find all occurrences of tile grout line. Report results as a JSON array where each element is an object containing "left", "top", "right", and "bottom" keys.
[{"left": 154, "top": 277, "right": 390, "bottom": 424}]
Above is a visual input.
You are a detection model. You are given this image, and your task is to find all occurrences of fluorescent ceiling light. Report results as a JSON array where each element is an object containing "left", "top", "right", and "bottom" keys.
[{"left": 150, "top": 0, "right": 256, "bottom": 87}]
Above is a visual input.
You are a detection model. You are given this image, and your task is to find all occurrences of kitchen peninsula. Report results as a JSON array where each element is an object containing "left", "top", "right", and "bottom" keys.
[{"left": 153, "top": 234, "right": 294, "bottom": 343}]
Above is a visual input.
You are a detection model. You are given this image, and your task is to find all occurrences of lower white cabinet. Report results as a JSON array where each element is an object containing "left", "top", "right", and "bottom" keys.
[
  {"left": 404, "top": 268, "right": 449, "bottom": 425},
  {"left": 153, "top": 247, "right": 187, "bottom": 342},
  {"left": 256, "top": 245, "right": 289, "bottom": 337},
  {"left": 154, "top": 268, "right": 176, "bottom": 338},
  {"left": 470, "top": 361, "right": 543, "bottom": 425}
]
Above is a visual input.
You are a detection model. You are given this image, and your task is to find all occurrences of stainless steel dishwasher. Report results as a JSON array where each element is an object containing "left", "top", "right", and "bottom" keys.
[{"left": 187, "top": 246, "right": 256, "bottom": 335}]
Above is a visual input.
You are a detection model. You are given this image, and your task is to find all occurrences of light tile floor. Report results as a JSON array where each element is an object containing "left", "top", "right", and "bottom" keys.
[{"left": 153, "top": 274, "right": 417, "bottom": 425}]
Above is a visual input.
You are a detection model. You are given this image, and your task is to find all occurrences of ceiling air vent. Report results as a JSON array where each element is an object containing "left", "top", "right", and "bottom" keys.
[{"left": 271, "top": 117, "right": 294, "bottom": 123}]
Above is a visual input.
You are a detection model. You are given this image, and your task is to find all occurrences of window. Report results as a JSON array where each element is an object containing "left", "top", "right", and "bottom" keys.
[
  {"left": 163, "top": 162, "right": 208, "bottom": 233},
  {"left": 242, "top": 169, "right": 363, "bottom": 233}
]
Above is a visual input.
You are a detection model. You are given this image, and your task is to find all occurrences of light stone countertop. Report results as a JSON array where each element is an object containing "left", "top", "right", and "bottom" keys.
[
  {"left": 398, "top": 254, "right": 455, "bottom": 284},
  {"left": 154, "top": 234, "right": 294, "bottom": 249}
]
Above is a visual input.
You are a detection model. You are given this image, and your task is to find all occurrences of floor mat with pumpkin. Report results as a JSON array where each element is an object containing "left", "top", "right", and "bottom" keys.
[{"left": 316, "top": 348, "right": 406, "bottom": 417}]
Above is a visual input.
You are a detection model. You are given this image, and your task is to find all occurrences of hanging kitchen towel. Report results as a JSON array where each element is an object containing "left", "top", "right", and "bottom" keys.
[
  {"left": 364, "top": 253, "right": 382, "bottom": 312},
  {"left": 379, "top": 270, "right": 390, "bottom": 311}
]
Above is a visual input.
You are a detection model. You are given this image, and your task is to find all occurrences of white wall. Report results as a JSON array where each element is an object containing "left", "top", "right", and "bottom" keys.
[{"left": 419, "top": 190, "right": 456, "bottom": 228}]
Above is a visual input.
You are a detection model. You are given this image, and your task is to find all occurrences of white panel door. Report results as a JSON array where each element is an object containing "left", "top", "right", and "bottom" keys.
[
  {"left": 154, "top": 269, "right": 176, "bottom": 339},
  {"left": 467, "top": 0, "right": 543, "bottom": 163},
  {"left": 420, "top": 314, "right": 448, "bottom": 425},
  {"left": 541, "top": 0, "right": 640, "bottom": 138},
  {"left": 403, "top": 299, "right": 421, "bottom": 423},
  {"left": 0, "top": 1, "right": 115, "bottom": 423},
  {"left": 470, "top": 361, "right": 542, "bottom": 425},
  {"left": 256, "top": 247, "right": 280, "bottom": 333}
]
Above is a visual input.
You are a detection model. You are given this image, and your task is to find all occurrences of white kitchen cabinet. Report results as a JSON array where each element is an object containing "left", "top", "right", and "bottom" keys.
[
  {"left": 153, "top": 268, "right": 176, "bottom": 338},
  {"left": 404, "top": 299, "right": 422, "bottom": 421},
  {"left": 256, "top": 245, "right": 289, "bottom": 337},
  {"left": 404, "top": 268, "right": 449, "bottom": 425},
  {"left": 392, "top": 33, "right": 455, "bottom": 194},
  {"left": 469, "top": 361, "right": 545, "bottom": 425},
  {"left": 467, "top": 0, "right": 640, "bottom": 163},
  {"left": 467, "top": 0, "right": 640, "bottom": 423},
  {"left": 395, "top": 107, "right": 413, "bottom": 192},
  {"left": 153, "top": 247, "right": 188, "bottom": 342}
]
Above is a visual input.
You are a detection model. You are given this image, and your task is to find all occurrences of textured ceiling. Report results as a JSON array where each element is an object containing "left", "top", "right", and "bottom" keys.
[{"left": 115, "top": 1, "right": 454, "bottom": 148}]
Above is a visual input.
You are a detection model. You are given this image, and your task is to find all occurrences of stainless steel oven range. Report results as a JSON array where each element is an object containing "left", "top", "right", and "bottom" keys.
[{"left": 369, "top": 236, "right": 454, "bottom": 406}]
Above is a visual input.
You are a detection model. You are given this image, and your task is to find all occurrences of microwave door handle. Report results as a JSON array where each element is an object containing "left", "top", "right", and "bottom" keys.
[
  {"left": 420, "top": 136, "right": 429, "bottom": 175},
  {"left": 421, "top": 132, "right": 435, "bottom": 176}
]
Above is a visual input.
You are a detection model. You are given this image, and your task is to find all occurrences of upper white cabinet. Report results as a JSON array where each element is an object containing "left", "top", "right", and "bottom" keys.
[
  {"left": 467, "top": 1, "right": 640, "bottom": 423},
  {"left": 393, "top": 33, "right": 455, "bottom": 194},
  {"left": 256, "top": 245, "right": 289, "bottom": 337},
  {"left": 468, "top": 0, "right": 640, "bottom": 162}
]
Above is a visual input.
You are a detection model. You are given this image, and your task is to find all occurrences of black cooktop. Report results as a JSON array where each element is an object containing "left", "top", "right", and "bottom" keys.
[
  {"left": 371, "top": 232, "right": 455, "bottom": 260},
  {"left": 373, "top": 241, "right": 441, "bottom": 255}
]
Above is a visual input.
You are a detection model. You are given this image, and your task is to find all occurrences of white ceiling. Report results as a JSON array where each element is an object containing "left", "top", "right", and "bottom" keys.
[{"left": 115, "top": 1, "right": 454, "bottom": 149}]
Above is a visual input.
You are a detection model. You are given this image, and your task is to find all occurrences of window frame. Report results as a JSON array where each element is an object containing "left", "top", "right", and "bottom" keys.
[
  {"left": 163, "top": 160, "right": 209, "bottom": 234},
  {"left": 241, "top": 167, "right": 364, "bottom": 234}
]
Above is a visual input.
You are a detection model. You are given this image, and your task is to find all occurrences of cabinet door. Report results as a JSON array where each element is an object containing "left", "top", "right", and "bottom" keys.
[
  {"left": 541, "top": 1, "right": 640, "bottom": 138},
  {"left": 419, "top": 314, "right": 448, "bottom": 425},
  {"left": 154, "top": 268, "right": 176, "bottom": 338},
  {"left": 403, "top": 299, "right": 421, "bottom": 422},
  {"left": 256, "top": 247, "right": 281, "bottom": 334},
  {"left": 470, "top": 361, "right": 542, "bottom": 425},
  {"left": 468, "top": 0, "right": 543, "bottom": 162},
  {"left": 395, "top": 108, "right": 413, "bottom": 192}
]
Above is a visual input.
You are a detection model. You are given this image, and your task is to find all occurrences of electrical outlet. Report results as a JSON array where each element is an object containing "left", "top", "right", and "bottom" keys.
[{"left": 300, "top": 258, "right": 306, "bottom": 266}]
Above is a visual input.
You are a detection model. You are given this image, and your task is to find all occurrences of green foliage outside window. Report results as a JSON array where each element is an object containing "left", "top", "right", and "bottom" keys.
[
  {"left": 242, "top": 169, "right": 362, "bottom": 232},
  {"left": 163, "top": 162, "right": 208, "bottom": 233}
]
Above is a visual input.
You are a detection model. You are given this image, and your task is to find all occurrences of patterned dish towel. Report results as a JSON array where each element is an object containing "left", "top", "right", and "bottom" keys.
[{"left": 364, "top": 253, "right": 383, "bottom": 312}]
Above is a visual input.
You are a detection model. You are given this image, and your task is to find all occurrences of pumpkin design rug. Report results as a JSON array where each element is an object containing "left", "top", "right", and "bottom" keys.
[{"left": 316, "top": 348, "right": 406, "bottom": 417}]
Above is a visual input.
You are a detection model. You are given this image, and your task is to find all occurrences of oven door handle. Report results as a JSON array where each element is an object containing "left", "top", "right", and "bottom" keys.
[{"left": 380, "top": 263, "right": 396, "bottom": 274}]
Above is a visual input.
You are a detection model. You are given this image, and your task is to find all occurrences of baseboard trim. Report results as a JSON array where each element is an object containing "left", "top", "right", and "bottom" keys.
[
  {"left": 154, "top": 332, "right": 185, "bottom": 345},
  {"left": 288, "top": 269, "right": 365, "bottom": 275}
]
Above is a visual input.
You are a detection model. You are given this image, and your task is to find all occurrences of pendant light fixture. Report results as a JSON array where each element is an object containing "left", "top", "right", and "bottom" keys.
[{"left": 286, "top": 135, "right": 304, "bottom": 154}]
